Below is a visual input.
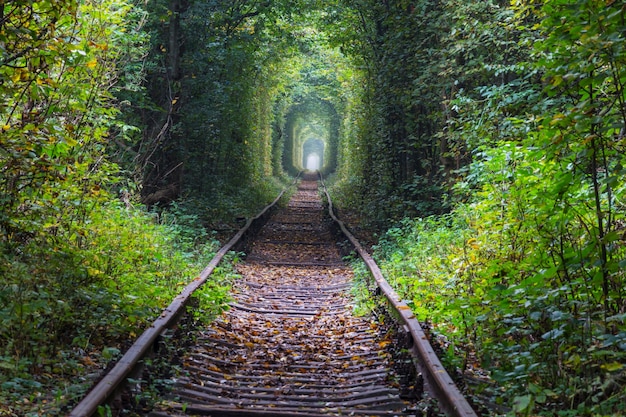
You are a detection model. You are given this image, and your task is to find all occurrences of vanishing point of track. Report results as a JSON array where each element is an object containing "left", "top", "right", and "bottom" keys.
[{"left": 69, "top": 174, "right": 478, "bottom": 417}]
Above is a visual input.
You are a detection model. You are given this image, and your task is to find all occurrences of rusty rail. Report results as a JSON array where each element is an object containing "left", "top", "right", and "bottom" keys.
[
  {"left": 69, "top": 176, "right": 299, "bottom": 417},
  {"left": 319, "top": 175, "right": 478, "bottom": 417}
]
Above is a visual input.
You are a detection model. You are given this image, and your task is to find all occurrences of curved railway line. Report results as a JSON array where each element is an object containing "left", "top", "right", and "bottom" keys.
[{"left": 69, "top": 174, "right": 479, "bottom": 417}]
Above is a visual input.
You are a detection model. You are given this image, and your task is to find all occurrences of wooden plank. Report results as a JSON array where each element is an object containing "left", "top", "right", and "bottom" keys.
[
  {"left": 175, "top": 388, "right": 406, "bottom": 409},
  {"left": 163, "top": 404, "right": 411, "bottom": 417},
  {"left": 177, "top": 384, "right": 400, "bottom": 403},
  {"left": 175, "top": 376, "right": 396, "bottom": 395},
  {"left": 182, "top": 365, "right": 390, "bottom": 383}
]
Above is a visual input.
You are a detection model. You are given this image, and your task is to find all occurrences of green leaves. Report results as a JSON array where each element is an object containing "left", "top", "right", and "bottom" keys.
[
  {"left": 375, "top": 129, "right": 626, "bottom": 413},
  {"left": 0, "top": 199, "right": 221, "bottom": 415},
  {"left": 0, "top": 1, "right": 216, "bottom": 415},
  {"left": 0, "top": 0, "right": 141, "bottom": 252}
]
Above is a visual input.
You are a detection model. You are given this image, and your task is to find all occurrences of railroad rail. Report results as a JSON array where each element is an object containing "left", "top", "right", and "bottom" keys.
[{"left": 69, "top": 173, "right": 478, "bottom": 417}]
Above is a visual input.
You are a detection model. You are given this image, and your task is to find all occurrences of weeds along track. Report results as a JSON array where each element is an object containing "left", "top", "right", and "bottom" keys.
[
  {"left": 150, "top": 177, "right": 420, "bottom": 416},
  {"left": 70, "top": 175, "right": 478, "bottom": 417}
]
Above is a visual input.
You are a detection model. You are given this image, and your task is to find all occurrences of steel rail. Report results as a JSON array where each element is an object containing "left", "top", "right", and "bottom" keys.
[
  {"left": 319, "top": 175, "right": 478, "bottom": 417},
  {"left": 69, "top": 176, "right": 299, "bottom": 417}
]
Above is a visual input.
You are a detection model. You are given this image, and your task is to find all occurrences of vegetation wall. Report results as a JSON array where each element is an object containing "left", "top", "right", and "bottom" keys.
[{"left": 326, "top": 1, "right": 626, "bottom": 414}]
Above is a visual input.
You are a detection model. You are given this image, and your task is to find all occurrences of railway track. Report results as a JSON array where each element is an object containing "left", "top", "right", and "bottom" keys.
[{"left": 70, "top": 174, "right": 478, "bottom": 417}]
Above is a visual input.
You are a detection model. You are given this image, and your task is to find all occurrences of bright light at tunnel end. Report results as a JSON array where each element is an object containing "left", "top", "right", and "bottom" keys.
[{"left": 306, "top": 153, "right": 320, "bottom": 171}]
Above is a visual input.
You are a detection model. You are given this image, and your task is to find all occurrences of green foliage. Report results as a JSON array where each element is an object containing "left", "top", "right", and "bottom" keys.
[
  {"left": 0, "top": 1, "right": 232, "bottom": 415},
  {"left": 190, "top": 251, "right": 242, "bottom": 324},
  {"left": 1, "top": 0, "right": 120, "bottom": 247},
  {"left": 327, "top": 0, "right": 523, "bottom": 226},
  {"left": 367, "top": 1, "right": 626, "bottom": 415},
  {"left": 378, "top": 91, "right": 625, "bottom": 417},
  {"left": 348, "top": 257, "right": 377, "bottom": 317},
  {"left": 0, "top": 199, "right": 221, "bottom": 415},
  {"left": 180, "top": 175, "right": 290, "bottom": 229},
  {"left": 377, "top": 140, "right": 626, "bottom": 413}
]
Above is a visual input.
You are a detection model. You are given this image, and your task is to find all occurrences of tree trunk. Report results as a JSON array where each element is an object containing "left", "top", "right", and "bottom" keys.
[{"left": 168, "top": 0, "right": 181, "bottom": 80}]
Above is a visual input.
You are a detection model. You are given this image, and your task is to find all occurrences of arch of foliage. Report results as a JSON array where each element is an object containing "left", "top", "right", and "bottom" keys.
[{"left": 283, "top": 95, "right": 340, "bottom": 175}]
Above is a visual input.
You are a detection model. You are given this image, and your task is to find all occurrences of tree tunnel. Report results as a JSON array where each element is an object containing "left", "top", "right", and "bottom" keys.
[
  {"left": 281, "top": 97, "right": 340, "bottom": 175},
  {"left": 303, "top": 138, "right": 324, "bottom": 171}
]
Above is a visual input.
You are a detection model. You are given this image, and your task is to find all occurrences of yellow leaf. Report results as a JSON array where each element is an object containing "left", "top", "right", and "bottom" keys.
[
  {"left": 602, "top": 362, "right": 623, "bottom": 372},
  {"left": 583, "top": 134, "right": 597, "bottom": 145},
  {"left": 12, "top": 70, "right": 23, "bottom": 83},
  {"left": 86, "top": 59, "right": 98, "bottom": 69},
  {"left": 466, "top": 238, "right": 479, "bottom": 249},
  {"left": 550, "top": 113, "right": 566, "bottom": 126}
]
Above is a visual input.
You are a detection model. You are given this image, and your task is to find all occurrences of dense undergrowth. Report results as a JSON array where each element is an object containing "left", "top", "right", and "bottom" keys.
[
  {"left": 184, "top": 175, "right": 294, "bottom": 232},
  {"left": 371, "top": 143, "right": 626, "bottom": 416},
  {"left": 0, "top": 193, "right": 251, "bottom": 416}
]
